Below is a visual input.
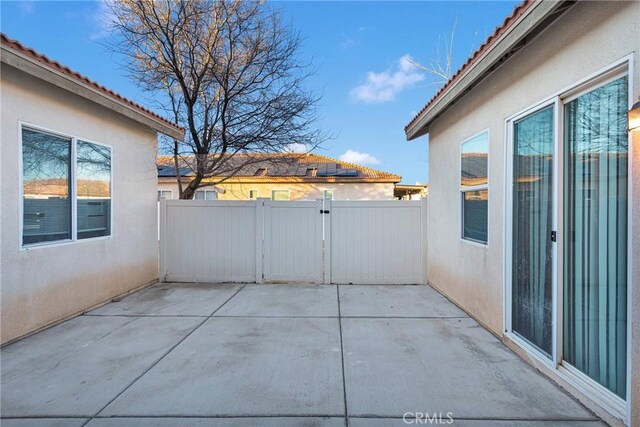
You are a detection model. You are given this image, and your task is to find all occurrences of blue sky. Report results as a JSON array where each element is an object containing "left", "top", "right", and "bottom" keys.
[{"left": 1, "top": 1, "right": 519, "bottom": 184}]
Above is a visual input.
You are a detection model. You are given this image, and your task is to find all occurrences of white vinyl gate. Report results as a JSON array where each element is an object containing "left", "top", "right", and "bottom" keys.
[
  {"left": 160, "top": 198, "right": 426, "bottom": 284},
  {"left": 263, "top": 200, "right": 324, "bottom": 283}
]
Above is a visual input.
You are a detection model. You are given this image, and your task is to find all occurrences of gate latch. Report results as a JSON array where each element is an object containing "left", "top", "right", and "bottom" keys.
[
  {"left": 550, "top": 231, "right": 557, "bottom": 242},
  {"left": 319, "top": 210, "right": 330, "bottom": 214}
]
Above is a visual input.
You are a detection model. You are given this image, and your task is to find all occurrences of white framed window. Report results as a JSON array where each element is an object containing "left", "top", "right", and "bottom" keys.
[
  {"left": 248, "top": 189, "right": 259, "bottom": 200},
  {"left": 194, "top": 189, "right": 217, "bottom": 200},
  {"left": 460, "top": 130, "right": 488, "bottom": 245},
  {"left": 157, "top": 190, "right": 172, "bottom": 200},
  {"left": 323, "top": 189, "right": 333, "bottom": 200},
  {"left": 21, "top": 125, "right": 112, "bottom": 247},
  {"left": 271, "top": 190, "right": 290, "bottom": 201}
]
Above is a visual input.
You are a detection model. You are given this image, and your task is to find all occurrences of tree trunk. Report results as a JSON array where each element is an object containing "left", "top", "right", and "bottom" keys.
[
  {"left": 173, "top": 140, "right": 183, "bottom": 197},
  {"left": 180, "top": 174, "right": 202, "bottom": 200}
]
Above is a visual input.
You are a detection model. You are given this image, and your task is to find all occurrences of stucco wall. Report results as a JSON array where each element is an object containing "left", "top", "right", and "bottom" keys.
[
  {"left": 423, "top": 1, "right": 638, "bottom": 424},
  {"left": 158, "top": 180, "right": 395, "bottom": 201},
  {"left": 0, "top": 64, "right": 160, "bottom": 344}
]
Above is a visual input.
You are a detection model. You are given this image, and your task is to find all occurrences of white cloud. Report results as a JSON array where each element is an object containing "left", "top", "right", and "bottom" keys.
[
  {"left": 349, "top": 54, "right": 424, "bottom": 104},
  {"left": 89, "top": 0, "right": 116, "bottom": 41},
  {"left": 339, "top": 150, "right": 380, "bottom": 166},
  {"left": 285, "top": 143, "right": 308, "bottom": 153}
]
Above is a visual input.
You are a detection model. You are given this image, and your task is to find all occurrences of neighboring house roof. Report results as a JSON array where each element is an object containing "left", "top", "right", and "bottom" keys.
[
  {"left": 460, "top": 152, "right": 627, "bottom": 186},
  {"left": 393, "top": 183, "right": 427, "bottom": 199},
  {"left": 157, "top": 153, "right": 402, "bottom": 183},
  {"left": 405, "top": 0, "right": 575, "bottom": 140},
  {"left": 461, "top": 153, "right": 488, "bottom": 186},
  {"left": 0, "top": 33, "right": 184, "bottom": 140}
]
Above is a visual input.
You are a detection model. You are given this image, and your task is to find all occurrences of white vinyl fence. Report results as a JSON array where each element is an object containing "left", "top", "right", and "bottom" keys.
[{"left": 160, "top": 198, "right": 427, "bottom": 284}]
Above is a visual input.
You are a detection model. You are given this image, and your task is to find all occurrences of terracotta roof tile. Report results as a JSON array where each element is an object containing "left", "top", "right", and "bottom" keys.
[
  {"left": 405, "top": 0, "right": 534, "bottom": 134},
  {"left": 1, "top": 33, "right": 183, "bottom": 135}
]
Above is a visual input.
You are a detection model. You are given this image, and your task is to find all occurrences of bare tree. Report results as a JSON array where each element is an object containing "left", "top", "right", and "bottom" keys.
[
  {"left": 408, "top": 19, "right": 457, "bottom": 87},
  {"left": 109, "top": 0, "right": 323, "bottom": 199}
]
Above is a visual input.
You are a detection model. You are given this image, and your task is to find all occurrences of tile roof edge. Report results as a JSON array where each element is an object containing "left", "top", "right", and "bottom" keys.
[
  {"left": 1, "top": 33, "right": 184, "bottom": 135},
  {"left": 404, "top": 0, "right": 535, "bottom": 135}
]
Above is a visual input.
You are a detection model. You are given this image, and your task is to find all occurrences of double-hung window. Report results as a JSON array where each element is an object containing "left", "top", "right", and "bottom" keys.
[
  {"left": 194, "top": 189, "right": 217, "bottom": 200},
  {"left": 460, "top": 131, "right": 489, "bottom": 244},
  {"left": 21, "top": 126, "right": 112, "bottom": 246},
  {"left": 248, "top": 190, "right": 259, "bottom": 200}
]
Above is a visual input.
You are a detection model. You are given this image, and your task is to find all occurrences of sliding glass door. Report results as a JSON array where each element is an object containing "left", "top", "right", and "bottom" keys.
[
  {"left": 509, "top": 73, "right": 628, "bottom": 400},
  {"left": 512, "top": 106, "right": 555, "bottom": 357},
  {"left": 563, "top": 76, "right": 628, "bottom": 399}
]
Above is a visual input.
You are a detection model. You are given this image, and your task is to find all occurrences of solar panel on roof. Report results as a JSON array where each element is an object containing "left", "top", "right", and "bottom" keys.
[
  {"left": 336, "top": 169, "right": 358, "bottom": 177},
  {"left": 268, "top": 169, "right": 287, "bottom": 176},
  {"left": 317, "top": 164, "right": 338, "bottom": 176},
  {"left": 158, "top": 165, "right": 194, "bottom": 177}
]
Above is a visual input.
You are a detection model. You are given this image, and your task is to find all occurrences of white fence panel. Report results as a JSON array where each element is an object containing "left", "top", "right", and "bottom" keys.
[
  {"left": 263, "top": 200, "right": 323, "bottom": 283},
  {"left": 159, "top": 198, "right": 426, "bottom": 285},
  {"left": 329, "top": 200, "right": 424, "bottom": 284},
  {"left": 160, "top": 200, "right": 258, "bottom": 283}
]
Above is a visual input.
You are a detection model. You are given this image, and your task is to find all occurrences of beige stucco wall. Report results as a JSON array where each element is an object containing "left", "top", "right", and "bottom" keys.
[
  {"left": 158, "top": 180, "right": 395, "bottom": 200},
  {"left": 423, "top": 1, "right": 638, "bottom": 424},
  {"left": 0, "top": 64, "right": 160, "bottom": 344}
]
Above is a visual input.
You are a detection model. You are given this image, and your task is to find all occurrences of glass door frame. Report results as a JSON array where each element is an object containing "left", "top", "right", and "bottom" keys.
[
  {"left": 504, "top": 96, "right": 560, "bottom": 367},
  {"left": 503, "top": 58, "right": 633, "bottom": 421}
]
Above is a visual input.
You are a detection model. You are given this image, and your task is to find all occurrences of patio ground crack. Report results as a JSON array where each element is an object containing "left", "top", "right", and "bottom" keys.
[
  {"left": 81, "top": 283, "right": 247, "bottom": 427},
  {"left": 337, "top": 284, "right": 349, "bottom": 427}
]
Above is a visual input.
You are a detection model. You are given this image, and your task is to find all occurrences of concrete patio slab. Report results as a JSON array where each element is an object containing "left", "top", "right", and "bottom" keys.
[
  {"left": 348, "top": 419, "right": 607, "bottom": 427},
  {"left": 341, "top": 317, "right": 596, "bottom": 420},
  {"left": 0, "top": 315, "right": 202, "bottom": 417},
  {"left": 87, "top": 417, "right": 345, "bottom": 427},
  {"left": 1, "top": 283, "right": 601, "bottom": 426},
  {"left": 88, "top": 282, "right": 243, "bottom": 317},
  {"left": 100, "top": 317, "right": 344, "bottom": 417},
  {"left": 339, "top": 285, "right": 468, "bottom": 318},
  {"left": 0, "top": 419, "right": 88, "bottom": 427},
  {"left": 214, "top": 284, "right": 339, "bottom": 317}
]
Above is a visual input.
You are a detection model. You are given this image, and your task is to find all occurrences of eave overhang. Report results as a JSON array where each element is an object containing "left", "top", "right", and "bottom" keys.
[
  {"left": 405, "top": 0, "right": 575, "bottom": 140},
  {"left": 1, "top": 44, "right": 185, "bottom": 141}
]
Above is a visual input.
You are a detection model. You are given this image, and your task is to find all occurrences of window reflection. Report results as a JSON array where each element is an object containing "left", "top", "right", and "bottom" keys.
[
  {"left": 461, "top": 132, "right": 488, "bottom": 187},
  {"left": 77, "top": 141, "right": 111, "bottom": 239},
  {"left": 563, "top": 76, "right": 628, "bottom": 398},
  {"left": 462, "top": 189, "right": 488, "bottom": 244},
  {"left": 512, "top": 106, "right": 554, "bottom": 357},
  {"left": 22, "top": 128, "right": 72, "bottom": 245}
]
